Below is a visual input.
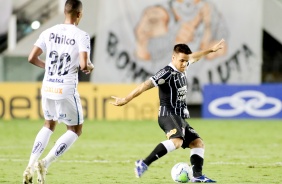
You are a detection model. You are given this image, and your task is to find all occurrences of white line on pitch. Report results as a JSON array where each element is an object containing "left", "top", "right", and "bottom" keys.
[{"left": 0, "top": 158, "right": 282, "bottom": 166}]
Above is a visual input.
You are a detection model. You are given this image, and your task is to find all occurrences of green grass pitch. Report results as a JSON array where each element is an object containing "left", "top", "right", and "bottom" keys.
[{"left": 0, "top": 119, "right": 281, "bottom": 183}]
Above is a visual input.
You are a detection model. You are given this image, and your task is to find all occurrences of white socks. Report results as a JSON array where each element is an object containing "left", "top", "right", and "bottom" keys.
[
  {"left": 161, "top": 140, "right": 176, "bottom": 153},
  {"left": 190, "top": 148, "right": 205, "bottom": 158},
  {"left": 27, "top": 128, "right": 78, "bottom": 170},
  {"left": 28, "top": 127, "right": 53, "bottom": 169},
  {"left": 43, "top": 130, "right": 78, "bottom": 168}
]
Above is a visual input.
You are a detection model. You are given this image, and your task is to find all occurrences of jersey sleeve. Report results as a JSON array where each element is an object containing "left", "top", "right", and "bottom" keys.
[
  {"left": 150, "top": 66, "right": 172, "bottom": 87},
  {"left": 34, "top": 31, "right": 46, "bottom": 52},
  {"left": 77, "top": 32, "right": 91, "bottom": 54}
]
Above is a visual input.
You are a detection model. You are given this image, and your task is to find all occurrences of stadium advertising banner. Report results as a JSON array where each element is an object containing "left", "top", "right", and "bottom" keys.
[
  {"left": 0, "top": 83, "right": 159, "bottom": 121},
  {"left": 91, "top": 0, "right": 263, "bottom": 104},
  {"left": 203, "top": 84, "right": 282, "bottom": 119}
]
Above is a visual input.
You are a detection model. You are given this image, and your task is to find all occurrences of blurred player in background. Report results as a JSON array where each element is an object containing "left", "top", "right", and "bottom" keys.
[
  {"left": 22, "top": 0, "right": 94, "bottom": 183},
  {"left": 111, "top": 39, "right": 224, "bottom": 183}
]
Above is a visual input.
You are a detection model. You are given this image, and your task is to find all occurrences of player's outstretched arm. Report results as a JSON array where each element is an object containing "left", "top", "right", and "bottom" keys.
[
  {"left": 189, "top": 39, "right": 225, "bottom": 64},
  {"left": 111, "top": 79, "right": 155, "bottom": 106},
  {"left": 28, "top": 46, "right": 45, "bottom": 68}
]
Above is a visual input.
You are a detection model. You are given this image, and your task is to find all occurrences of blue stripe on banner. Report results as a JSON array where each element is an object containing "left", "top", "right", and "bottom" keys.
[{"left": 202, "top": 84, "right": 282, "bottom": 119}]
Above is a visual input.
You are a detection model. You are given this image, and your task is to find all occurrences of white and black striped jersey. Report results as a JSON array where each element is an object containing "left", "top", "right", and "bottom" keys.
[{"left": 150, "top": 63, "right": 190, "bottom": 118}]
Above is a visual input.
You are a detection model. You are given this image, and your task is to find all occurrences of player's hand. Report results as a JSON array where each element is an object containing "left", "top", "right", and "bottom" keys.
[
  {"left": 211, "top": 39, "right": 225, "bottom": 52},
  {"left": 110, "top": 96, "right": 128, "bottom": 106},
  {"left": 82, "top": 63, "right": 94, "bottom": 75}
]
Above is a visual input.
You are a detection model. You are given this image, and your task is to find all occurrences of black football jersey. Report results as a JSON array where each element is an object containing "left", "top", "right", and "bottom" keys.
[{"left": 150, "top": 63, "right": 190, "bottom": 118}]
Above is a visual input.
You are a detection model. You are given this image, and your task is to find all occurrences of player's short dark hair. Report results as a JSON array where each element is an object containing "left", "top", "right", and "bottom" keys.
[
  {"left": 173, "top": 44, "right": 192, "bottom": 55},
  {"left": 65, "top": 0, "right": 82, "bottom": 15}
]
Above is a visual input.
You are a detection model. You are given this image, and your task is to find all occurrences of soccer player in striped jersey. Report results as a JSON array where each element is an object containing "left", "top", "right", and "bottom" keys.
[
  {"left": 111, "top": 39, "right": 224, "bottom": 183},
  {"left": 22, "top": 0, "right": 94, "bottom": 183}
]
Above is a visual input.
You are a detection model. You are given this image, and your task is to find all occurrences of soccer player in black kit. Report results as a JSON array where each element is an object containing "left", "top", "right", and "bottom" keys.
[{"left": 111, "top": 39, "right": 224, "bottom": 183}]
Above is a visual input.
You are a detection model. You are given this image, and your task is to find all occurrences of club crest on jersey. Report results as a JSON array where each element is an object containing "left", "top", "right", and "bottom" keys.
[{"left": 49, "top": 33, "right": 75, "bottom": 45}]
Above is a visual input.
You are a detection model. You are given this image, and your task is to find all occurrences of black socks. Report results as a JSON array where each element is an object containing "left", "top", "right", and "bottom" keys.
[
  {"left": 143, "top": 143, "right": 168, "bottom": 166},
  {"left": 190, "top": 154, "right": 204, "bottom": 177}
]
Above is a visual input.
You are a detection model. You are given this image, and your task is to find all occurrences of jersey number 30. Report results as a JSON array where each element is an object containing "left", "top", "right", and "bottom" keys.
[{"left": 48, "top": 50, "right": 71, "bottom": 76}]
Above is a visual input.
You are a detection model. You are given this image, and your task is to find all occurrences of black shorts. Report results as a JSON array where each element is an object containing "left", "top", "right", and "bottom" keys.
[{"left": 158, "top": 115, "right": 201, "bottom": 149}]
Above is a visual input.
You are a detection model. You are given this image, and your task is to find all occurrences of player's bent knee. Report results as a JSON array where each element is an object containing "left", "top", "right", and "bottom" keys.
[
  {"left": 170, "top": 138, "right": 183, "bottom": 149},
  {"left": 189, "top": 138, "right": 204, "bottom": 148}
]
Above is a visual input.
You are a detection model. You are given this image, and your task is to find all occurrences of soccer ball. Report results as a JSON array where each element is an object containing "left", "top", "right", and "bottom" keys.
[{"left": 171, "top": 162, "right": 192, "bottom": 183}]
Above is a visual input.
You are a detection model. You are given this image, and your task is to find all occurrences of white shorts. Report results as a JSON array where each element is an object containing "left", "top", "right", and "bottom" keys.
[{"left": 42, "top": 94, "right": 84, "bottom": 126}]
